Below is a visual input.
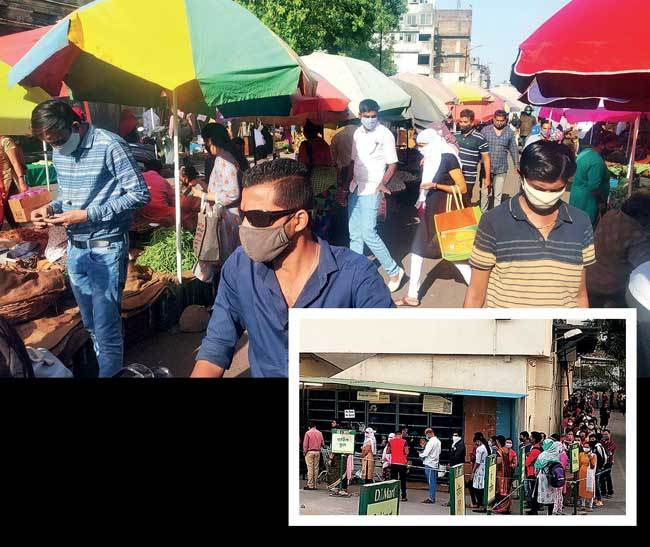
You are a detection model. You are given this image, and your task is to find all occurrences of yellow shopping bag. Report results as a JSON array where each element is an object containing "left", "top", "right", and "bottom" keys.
[{"left": 433, "top": 186, "right": 482, "bottom": 262}]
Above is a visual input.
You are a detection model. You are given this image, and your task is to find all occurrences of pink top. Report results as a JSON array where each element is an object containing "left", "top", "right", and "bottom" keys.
[{"left": 303, "top": 428, "right": 324, "bottom": 453}]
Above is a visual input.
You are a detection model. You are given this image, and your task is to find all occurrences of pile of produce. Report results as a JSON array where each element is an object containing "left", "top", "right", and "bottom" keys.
[{"left": 135, "top": 227, "right": 196, "bottom": 273}]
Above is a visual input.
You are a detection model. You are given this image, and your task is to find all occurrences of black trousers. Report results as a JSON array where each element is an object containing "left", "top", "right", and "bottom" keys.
[
  {"left": 390, "top": 464, "right": 408, "bottom": 499},
  {"left": 466, "top": 480, "right": 482, "bottom": 506},
  {"left": 599, "top": 463, "right": 614, "bottom": 496}
]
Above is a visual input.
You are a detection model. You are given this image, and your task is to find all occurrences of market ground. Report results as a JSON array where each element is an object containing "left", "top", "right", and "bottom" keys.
[
  {"left": 298, "top": 410, "right": 627, "bottom": 517},
  {"left": 124, "top": 167, "right": 524, "bottom": 376}
]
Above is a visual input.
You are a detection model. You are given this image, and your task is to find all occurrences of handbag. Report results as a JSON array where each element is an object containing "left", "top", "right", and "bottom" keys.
[
  {"left": 193, "top": 196, "right": 222, "bottom": 263},
  {"left": 433, "top": 185, "right": 482, "bottom": 262}
]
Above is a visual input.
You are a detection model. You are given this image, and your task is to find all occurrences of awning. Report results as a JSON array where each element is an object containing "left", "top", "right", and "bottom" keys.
[{"left": 300, "top": 376, "right": 527, "bottom": 399}]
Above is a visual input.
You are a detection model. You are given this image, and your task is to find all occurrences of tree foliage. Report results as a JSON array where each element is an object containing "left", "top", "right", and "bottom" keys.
[{"left": 235, "top": 0, "right": 406, "bottom": 73}]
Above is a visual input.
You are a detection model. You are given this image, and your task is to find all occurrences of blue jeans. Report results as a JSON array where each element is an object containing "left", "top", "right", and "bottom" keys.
[
  {"left": 67, "top": 236, "right": 128, "bottom": 378},
  {"left": 347, "top": 189, "right": 399, "bottom": 277},
  {"left": 424, "top": 466, "right": 438, "bottom": 502}
]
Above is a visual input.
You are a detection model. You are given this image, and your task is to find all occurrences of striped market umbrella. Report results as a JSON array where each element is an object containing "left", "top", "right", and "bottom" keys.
[{"left": 9, "top": 0, "right": 316, "bottom": 281}]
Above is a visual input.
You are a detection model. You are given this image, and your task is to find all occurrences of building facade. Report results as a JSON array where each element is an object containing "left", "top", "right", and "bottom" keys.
[
  {"left": 299, "top": 318, "right": 565, "bottom": 481},
  {"left": 390, "top": 0, "right": 436, "bottom": 76},
  {"left": 433, "top": 8, "right": 472, "bottom": 84},
  {"left": 469, "top": 56, "right": 491, "bottom": 89}
]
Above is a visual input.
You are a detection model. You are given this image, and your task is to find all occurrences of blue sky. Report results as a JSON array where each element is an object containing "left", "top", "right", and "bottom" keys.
[{"left": 435, "top": 0, "right": 571, "bottom": 85}]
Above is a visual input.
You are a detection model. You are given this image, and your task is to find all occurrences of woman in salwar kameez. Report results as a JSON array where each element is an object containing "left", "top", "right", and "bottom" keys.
[
  {"left": 492, "top": 436, "right": 516, "bottom": 514},
  {"left": 578, "top": 444, "right": 597, "bottom": 513},
  {"left": 360, "top": 428, "right": 377, "bottom": 484}
]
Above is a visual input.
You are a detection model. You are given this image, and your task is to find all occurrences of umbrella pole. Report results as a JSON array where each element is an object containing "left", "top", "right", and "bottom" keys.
[
  {"left": 626, "top": 114, "right": 641, "bottom": 197},
  {"left": 150, "top": 108, "right": 158, "bottom": 158},
  {"left": 173, "top": 90, "right": 183, "bottom": 284},
  {"left": 42, "top": 140, "right": 50, "bottom": 191}
]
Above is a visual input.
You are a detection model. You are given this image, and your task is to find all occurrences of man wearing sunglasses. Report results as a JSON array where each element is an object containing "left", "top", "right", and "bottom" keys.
[
  {"left": 192, "top": 159, "right": 394, "bottom": 378},
  {"left": 29, "top": 100, "right": 150, "bottom": 378},
  {"left": 347, "top": 99, "right": 404, "bottom": 292}
]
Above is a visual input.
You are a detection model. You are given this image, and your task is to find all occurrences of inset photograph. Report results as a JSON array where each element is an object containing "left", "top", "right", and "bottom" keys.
[{"left": 290, "top": 310, "right": 634, "bottom": 524}]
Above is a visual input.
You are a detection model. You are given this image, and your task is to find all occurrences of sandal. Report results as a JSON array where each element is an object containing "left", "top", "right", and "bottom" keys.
[{"left": 393, "top": 296, "right": 420, "bottom": 307}]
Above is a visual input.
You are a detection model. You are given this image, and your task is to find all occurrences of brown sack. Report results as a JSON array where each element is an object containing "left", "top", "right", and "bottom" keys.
[{"left": 0, "top": 266, "right": 66, "bottom": 324}]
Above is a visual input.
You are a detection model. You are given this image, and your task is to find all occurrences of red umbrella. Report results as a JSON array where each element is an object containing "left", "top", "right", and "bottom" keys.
[
  {"left": 510, "top": 0, "right": 650, "bottom": 111},
  {"left": 0, "top": 26, "right": 68, "bottom": 97},
  {"left": 291, "top": 71, "right": 349, "bottom": 116}
]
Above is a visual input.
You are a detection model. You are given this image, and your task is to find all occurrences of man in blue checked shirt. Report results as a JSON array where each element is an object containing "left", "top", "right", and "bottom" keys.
[{"left": 30, "top": 100, "right": 150, "bottom": 377}]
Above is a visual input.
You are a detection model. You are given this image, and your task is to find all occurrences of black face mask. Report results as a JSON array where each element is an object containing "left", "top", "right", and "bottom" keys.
[
  {"left": 494, "top": 123, "right": 507, "bottom": 130},
  {"left": 460, "top": 126, "right": 472, "bottom": 134}
]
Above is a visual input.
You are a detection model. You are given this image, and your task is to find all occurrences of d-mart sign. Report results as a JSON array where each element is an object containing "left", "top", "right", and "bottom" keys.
[{"left": 359, "top": 480, "right": 400, "bottom": 515}]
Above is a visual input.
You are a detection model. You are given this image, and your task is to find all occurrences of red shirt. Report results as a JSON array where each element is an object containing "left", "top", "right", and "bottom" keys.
[
  {"left": 388, "top": 437, "right": 408, "bottom": 465},
  {"left": 137, "top": 170, "right": 176, "bottom": 224},
  {"left": 303, "top": 428, "right": 324, "bottom": 453}
]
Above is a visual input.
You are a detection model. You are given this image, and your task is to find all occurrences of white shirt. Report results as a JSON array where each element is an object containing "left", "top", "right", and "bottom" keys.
[
  {"left": 420, "top": 436, "right": 441, "bottom": 469},
  {"left": 253, "top": 127, "right": 266, "bottom": 147},
  {"left": 350, "top": 124, "right": 398, "bottom": 196}
]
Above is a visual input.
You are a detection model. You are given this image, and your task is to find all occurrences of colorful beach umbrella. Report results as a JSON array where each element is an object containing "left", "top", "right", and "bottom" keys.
[
  {"left": 448, "top": 82, "right": 491, "bottom": 104},
  {"left": 8, "top": 0, "right": 317, "bottom": 283},
  {"left": 0, "top": 27, "right": 55, "bottom": 135},
  {"left": 392, "top": 73, "right": 455, "bottom": 117},
  {"left": 391, "top": 77, "right": 446, "bottom": 129},
  {"left": 301, "top": 52, "right": 411, "bottom": 117},
  {"left": 8, "top": 0, "right": 316, "bottom": 116},
  {"left": 510, "top": 0, "right": 650, "bottom": 111}
]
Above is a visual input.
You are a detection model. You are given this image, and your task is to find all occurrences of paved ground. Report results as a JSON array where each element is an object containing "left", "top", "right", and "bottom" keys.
[{"left": 299, "top": 411, "right": 626, "bottom": 517}]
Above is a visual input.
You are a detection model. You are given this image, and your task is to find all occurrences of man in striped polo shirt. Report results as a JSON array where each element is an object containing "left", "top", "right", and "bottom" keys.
[
  {"left": 455, "top": 109, "right": 491, "bottom": 206},
  {"left": 464, "top": 141, "right": 595, "bottom": 308}
]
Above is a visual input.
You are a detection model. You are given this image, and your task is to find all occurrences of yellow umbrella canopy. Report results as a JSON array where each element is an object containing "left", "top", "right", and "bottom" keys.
[
  {"left": 448, "top": 82, "right": 492, "bottom": 104},
  {"left": 0, "top": 59, "right": 50, "bottom": 135}
]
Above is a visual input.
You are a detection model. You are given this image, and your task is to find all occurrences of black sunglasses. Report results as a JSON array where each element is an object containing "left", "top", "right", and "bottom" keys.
[{"left": 239, "top": 208, "right": 298, "bottom": 228}]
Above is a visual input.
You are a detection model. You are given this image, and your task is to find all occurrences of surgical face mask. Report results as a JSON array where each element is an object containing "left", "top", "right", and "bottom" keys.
[
  {"left": 505, "top": 442, "right": 513, "bottom": 448},
  {"left": 521, "top": 178, "right": 565, "bottom": 211},
  {"left": 52, "top": 130, "right": 81, "bottom": 156},
  {"left": 452, "top": 435, "right": 460, "bottom": 442},
  {"left": 541, "top": 128, "right": 552, "bottom": 138},
  {"left": 238, "top": 215, "right": 294, "bottom": 263},
  {"left": 583, "top": 448, "right": 591, "bottom": 453},
  {"left": 360, "top": 116, "right": 379, "bottom": 131}
]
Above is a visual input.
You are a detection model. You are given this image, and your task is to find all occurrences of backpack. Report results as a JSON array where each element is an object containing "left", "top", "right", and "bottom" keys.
[{"left": 547, "top": 461, "right": 565, "bottom": 488}]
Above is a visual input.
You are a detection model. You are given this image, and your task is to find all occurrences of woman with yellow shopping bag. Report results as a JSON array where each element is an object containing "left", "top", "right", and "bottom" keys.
[{"left": 394, "top": 128, "right": 468, "bottom": 306}]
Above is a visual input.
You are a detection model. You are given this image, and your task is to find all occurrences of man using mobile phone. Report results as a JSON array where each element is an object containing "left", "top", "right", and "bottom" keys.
[{"left": 30, "top": 100, "right": 149, "bottom": 377}]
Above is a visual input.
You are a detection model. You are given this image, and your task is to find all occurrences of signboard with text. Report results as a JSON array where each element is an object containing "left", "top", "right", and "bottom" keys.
[
  {"left": 485, "top": 454, "right": 497, "bottom": 507},
  {"left": 344, "top": 409, "right": 355, "bottom": 419},
  {"left": 357, "top": 391, "right": 391, "bottom": 404},
  {"left": 570, "top": 442, "right": 580, "bottom": 473},
  {"left": 422, "top": 394, "right": 453, "bottom": 414},
  {"left": 358, "top": 480, "right": 400, "bottom": 515},
  {"left": 331, "top": 429, "right": 356, "bottom": 454},
  {"left": 448, "top": 463, "right": 466, "bottom": 515}
]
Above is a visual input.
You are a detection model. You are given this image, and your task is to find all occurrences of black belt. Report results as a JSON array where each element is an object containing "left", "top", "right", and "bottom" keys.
[{"left": 71, "top": 234, "right": 124, "bottom": 249}]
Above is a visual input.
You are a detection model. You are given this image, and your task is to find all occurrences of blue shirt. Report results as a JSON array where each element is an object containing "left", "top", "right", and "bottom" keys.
[
  {"left": 51, "top": 125, "right": 150, "bottom": 239},
  {"left": 196, "top": 238, "right": 395, "bottom": 377}
]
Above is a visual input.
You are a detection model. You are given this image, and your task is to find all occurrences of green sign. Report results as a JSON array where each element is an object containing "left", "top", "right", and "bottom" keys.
[
  {"left": 331, "top": 429, "right": 355, "bottom": 454},
  {"left": 448, "top": 463, "right": 465, "bottom": 515},
  {"left": 569, "top": 442, "right": 580, "bottom": 473},
  {"left": 359, "top": 480, "right": 400, "bottom": 515},
  {"left": 484, "top": 454, "right": 497, "bottom": 508}
]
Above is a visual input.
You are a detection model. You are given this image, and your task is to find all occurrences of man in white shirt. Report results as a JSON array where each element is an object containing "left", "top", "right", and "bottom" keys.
[
  {"left": 419, "top": 428, "right": 442, "bottom": 504},
  {"left": 347, "top": 99, "right": 404, "bottom": 292}
]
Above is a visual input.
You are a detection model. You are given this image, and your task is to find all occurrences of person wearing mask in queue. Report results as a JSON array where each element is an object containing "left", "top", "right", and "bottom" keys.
[
  {"left": 302, "top": 422, "right": 324, "bottom": 490},
  {"left": 30, "top": 100, "right": 150, "bottom": 378},
  {"left": 191, "top": 159, "right": 394, "bottom": 379},
  {"left": 381, "top": 432, "right": 395, "bottom": 481},
  {"left": 569, "top": 133, "right": 619, "bottom": 226},
  {"left": 600, "top": 428, "right": 616, "bottom": 499},
  {"left": 578, "top": 440, "right": 597, "bottom": 513},
  {"left": 347, "top": 99, "right": 404, "bottom": 292},
  {"left": 471, "top": 434, "right": 491, "bottom": 512},
  {"left": 524, "top": 431, "right": 544, "bottom": 514},
  {"left": 492, "top": 435, "right": 517, "bottom": 514},
  {"left": 419, "top": 428, "right": 441, "bottom": 505},
  {"left": 360, "top": 427, "right": 377, "bottom": 484},
  {"left": 394, "top": 128, "right": 467, "bottom": 306},
  {"left": 465, "top": 141, "right": 595, "bottom": 308},
  {"left": 387, "top": 429, "right": 410, "bottom": 502}
]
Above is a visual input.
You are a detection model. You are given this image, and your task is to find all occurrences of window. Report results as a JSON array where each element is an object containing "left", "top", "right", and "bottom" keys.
[
  {"left": 418, "top": 33, "right": 431, "bottom": 42},
  {"left": 405, "top": 33, "right": 414, "bottom": 43},
  {"left": 420, "top": 13, "right": 433, "bottom": 26},
  {"left": 407, "top": 14, "right": 417, "bottom": 26},
  {"left": 418, "top": 54, "right": 430, "bottom": 65}
]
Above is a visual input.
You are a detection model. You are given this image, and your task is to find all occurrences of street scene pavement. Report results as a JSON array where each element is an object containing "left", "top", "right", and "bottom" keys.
[{"left": 299, "top": 411, "right": 626, "bottom": 517}]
